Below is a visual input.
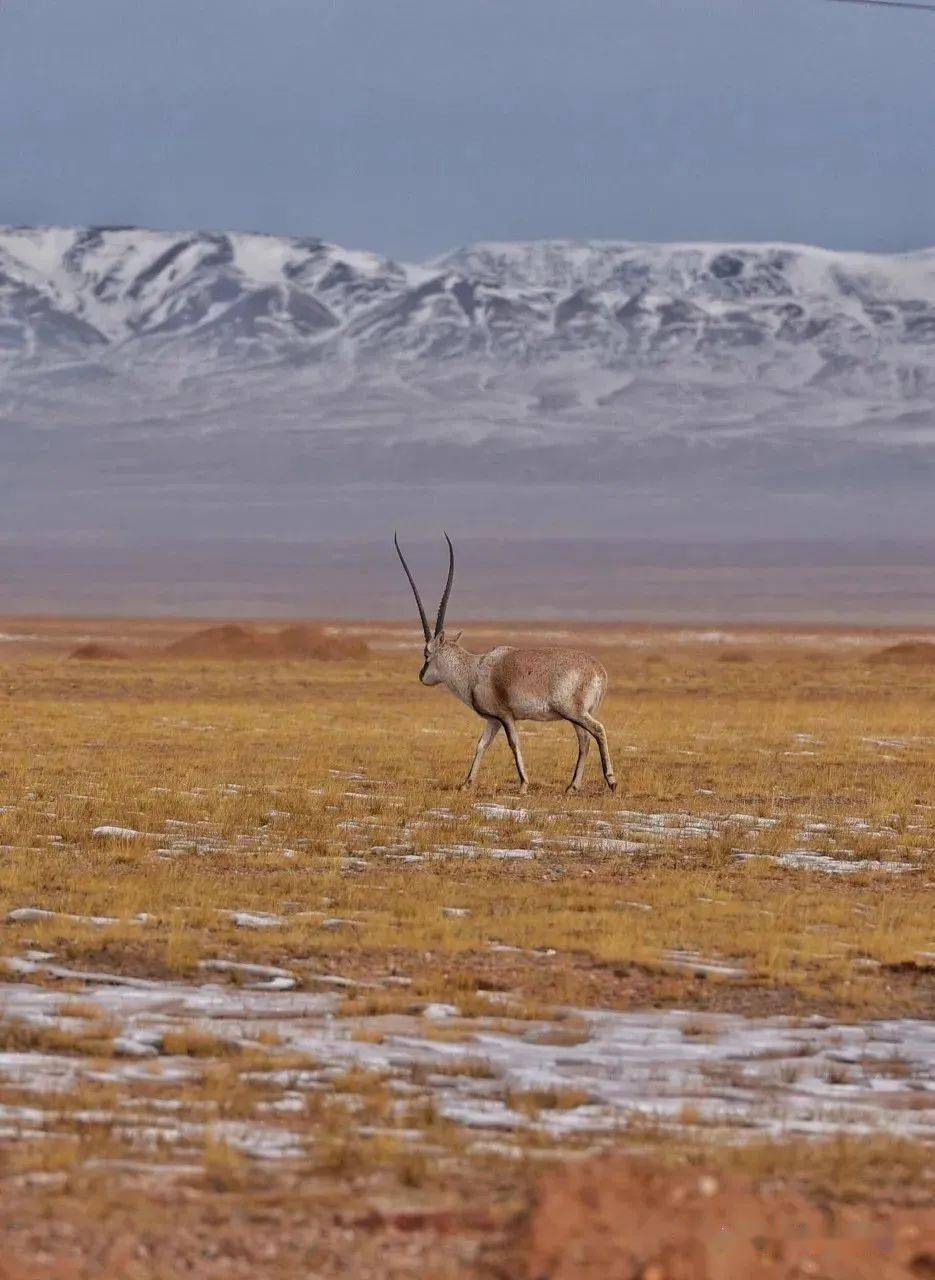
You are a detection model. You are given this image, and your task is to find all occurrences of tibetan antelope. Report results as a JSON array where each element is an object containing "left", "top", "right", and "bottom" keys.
[{"left": 394, "top": 533, "right": 616, "bottom": 795}]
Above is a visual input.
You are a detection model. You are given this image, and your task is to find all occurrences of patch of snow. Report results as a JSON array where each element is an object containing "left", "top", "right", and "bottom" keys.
[
  {"left": 226, "top": 910, "right": 286, "bottom": 930},
  {"left": 1, "top": 961, "right": 934, "bottom": 1149},
  {"left": 198, "top": 959, "right": 296, "bottom": 991},
  {"left": 662, "top": 950, "right": 748, "bottom": 979},
  {"left": 743, "top": 851, "right": 913, "bottom": 875},
  {"left": 474, "top": 804, "right": 530, "bottom": 822},
  {"left": 423, "top": 1003, "right": 459, "bottom": 1021},
  {"left": 559, "top": 836, "right": 647, "bottom": 855}
]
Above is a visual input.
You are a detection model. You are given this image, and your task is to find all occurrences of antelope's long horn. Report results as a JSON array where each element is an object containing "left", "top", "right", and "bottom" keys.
[
  {"left": 434, "top": 532, "right": 455, "bottom": 637},
  {"left": 394, "top": 532, "right": 431, "bottom": 642}
]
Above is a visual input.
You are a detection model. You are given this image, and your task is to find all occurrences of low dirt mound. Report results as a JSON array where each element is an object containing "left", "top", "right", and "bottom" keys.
[
  {"left": 68, "top": 642, "right": 126, "bottom": 660},
  {"left": 162, "top": 623, "right": 369, "bottom": 661},
  {"left": 870, "top": 640, "right": 935, "bottom": 666},
  {"left": 272, "top": 624, "right": 369, "bottom": 660},
  {"left": 163, "top": 624, "right": 271, "bottom": 660},
  {"left": 515, "top": 1158, "right": 935, "bottom": 1280},
  {"left": 716, "top": 647, "right": 754, "bottom": 663}
]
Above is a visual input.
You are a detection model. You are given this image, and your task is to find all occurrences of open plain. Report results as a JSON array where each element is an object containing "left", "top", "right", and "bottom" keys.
[{"left": 1, "top": 615, "right": 934, "bottom": 1277}]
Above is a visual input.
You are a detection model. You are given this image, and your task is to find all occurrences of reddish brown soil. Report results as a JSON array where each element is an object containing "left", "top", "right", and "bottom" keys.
[
  {"left": 273, "top": 623, "right": 369, "bottom": 660},
  {"left": 870, "top": 641, "right": 935, "bottom": 666},
  {"left": 715, "top": 648, "right": 754, "bottom": 663},
  {"left": 67, "top": 643, "right": 127, "bottom": 660},
  {"left": 509, "top": 1159, "right": 935, "bottom": 1280},
  {"left": 162, "top": 623, "right": 273, "bottom": 659},
  {"left": 162, "top": 622, "right": 368, "bottom": 661},
  {"left": 0, "top": 1175, "right": 517, "bottom": 1280},
  {"left": 1, "top": 1160, "right": 933, "bottom": 1280}
]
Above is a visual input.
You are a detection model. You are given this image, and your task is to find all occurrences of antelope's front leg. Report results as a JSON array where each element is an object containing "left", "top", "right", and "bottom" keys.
[
  {"left": 566, "top": 723, "right": 590, "bottom": 793},
  {"left": 459, "top": 717, "right": 501, "bottom": 790},
  {"left": 500, "top": 716, "right": 529, "bottom": 795}
]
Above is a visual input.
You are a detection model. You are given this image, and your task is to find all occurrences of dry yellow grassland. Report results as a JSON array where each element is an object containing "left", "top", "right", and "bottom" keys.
[
  {"left": 2, "top": 630, "right": 933, "bottom": 1012},
  {"left": 0, "top": 619, "right": 934, "bottom": 1260}
]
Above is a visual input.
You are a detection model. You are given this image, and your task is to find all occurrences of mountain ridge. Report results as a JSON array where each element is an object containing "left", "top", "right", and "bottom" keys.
[{"left": 4, "top": 224, "right": 935, "bottom": 382}]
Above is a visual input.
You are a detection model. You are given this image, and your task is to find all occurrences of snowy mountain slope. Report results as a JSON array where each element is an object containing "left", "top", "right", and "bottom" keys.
[
  {"left": 3, "top": 226, "right": 935, "bottom": 388},
  {"left": 0, "top": 226, "right": 400, "bottom": 360}
]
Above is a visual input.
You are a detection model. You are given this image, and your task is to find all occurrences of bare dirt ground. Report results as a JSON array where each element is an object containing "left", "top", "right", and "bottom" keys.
[
  {"left": 509, "top": 1157, "right": 935, "bottom": 1280},
  {"left": 1, "top": 615, "right": 934, "bottom": 1276}
]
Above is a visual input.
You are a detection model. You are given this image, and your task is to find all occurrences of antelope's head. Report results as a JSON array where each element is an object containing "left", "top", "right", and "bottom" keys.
[
  {"left": 394, "top": 532, "right": 461, "bottom": 685},
  {"left": 418, "top": 629, "right": 465, "bottom": 685}
]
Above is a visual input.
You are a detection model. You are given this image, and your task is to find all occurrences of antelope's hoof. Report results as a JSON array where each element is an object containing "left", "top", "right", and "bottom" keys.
[
  {"left": 458, "top": 781, "right": 474, "bottom": 792},
  {"left": 607, "top": 778, "right": 617, "bottom": 794},
  {"left": 518, "top": 783, "right": 529, "bottom": 796},
  {"left": 565, "top": 783, "right": 581, "bottom": 795}
]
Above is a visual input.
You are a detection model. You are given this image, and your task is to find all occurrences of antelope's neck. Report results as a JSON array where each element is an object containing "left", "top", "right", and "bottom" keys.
[{"left": 443, "top": 647, "right": 481, "bottom": 707}]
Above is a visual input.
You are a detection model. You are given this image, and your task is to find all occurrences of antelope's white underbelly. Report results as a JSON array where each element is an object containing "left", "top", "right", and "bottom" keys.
[{"left": 510, "top": 697, "right": 560, "bottom": 722}]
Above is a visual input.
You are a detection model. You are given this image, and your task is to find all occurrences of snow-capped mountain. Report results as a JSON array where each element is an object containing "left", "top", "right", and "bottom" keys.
[
  {"left": 4, "top": 225, "right": 935, "bottom": 385},
  {"left": 2, "top": 224, "right": 935, "bottom": 552}
]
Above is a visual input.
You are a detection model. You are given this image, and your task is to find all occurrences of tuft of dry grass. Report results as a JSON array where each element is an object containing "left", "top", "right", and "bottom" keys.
[
  {"left": 160, "top": 1027, "right": 239, "bottom": 1058},
  {"left": 0, "top": 1018, "right": 117, "bottom": 1058},
  {"left": 701, "top": 1133, "right": 935, "bottom": 1203},
  {"left": 201, "top": 1138, "right": 251, "bottom": 1191},
  {"left": 509, "top": 1088, "right": 592, "bottom": 1116},
  {"left": 58, "top": 1000, "right": 108, "bottom": 1021}
]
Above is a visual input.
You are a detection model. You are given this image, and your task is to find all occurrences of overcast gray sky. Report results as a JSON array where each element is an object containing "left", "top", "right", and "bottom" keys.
[{"left": 1, "top": 0, "right": 933, "bottom": 260}]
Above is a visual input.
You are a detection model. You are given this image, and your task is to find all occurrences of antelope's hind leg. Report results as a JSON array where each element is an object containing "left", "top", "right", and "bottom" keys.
[
  {"left": 566, "top": 723, "right": 590, "bottom": 793},
  {"left": 459, "top": 717, "right": 501, "bottom": 791},
  {"left": 576, "top": 713, "right": 616, "bottom": 793}
]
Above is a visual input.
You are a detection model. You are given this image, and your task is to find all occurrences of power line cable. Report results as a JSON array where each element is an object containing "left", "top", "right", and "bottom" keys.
[{"left": 825, "top": 0, "right": 935, "bottom": 13}]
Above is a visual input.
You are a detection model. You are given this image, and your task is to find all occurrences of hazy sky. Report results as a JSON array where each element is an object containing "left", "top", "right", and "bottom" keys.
[{"left": 1, "top": 0, "right": 933, "bottom": 259}]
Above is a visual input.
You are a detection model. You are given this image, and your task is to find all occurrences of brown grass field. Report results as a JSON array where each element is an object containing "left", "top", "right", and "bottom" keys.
[{"left": 1, "top": 615, "right": 934, "bottom": 1278}]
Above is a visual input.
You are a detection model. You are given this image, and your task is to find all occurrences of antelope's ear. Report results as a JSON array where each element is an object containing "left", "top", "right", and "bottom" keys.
[{"left": 451, "top": 630, "right": 463, "bottom": 645}]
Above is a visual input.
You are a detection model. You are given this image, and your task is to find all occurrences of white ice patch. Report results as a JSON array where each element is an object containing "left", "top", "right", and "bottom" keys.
[
  {"left": 225, "top": 910, "right": 286, "bottom": 930},
  {"left": 198, "top": 960, "right": 296, "bottom": 991},
  {"left": 422, "top": 1003, "right": 459, "bottom": 1021},
  {"left": 1, "top": 962, "right": 933, "bottom": 1148},
  {"left": 474, "top": 803, "right": 530, "bottom": 822},
  {"left": 742, "top": 852, "right": 914, "bottom": 876},
  {"left": 10, "top": 908, "right": 152, "bottom": 929},
  {"left": 558, "top": 836, "right": 647, "bottom": 855},
  {"left": 661, "top": 950, "right": 748, "bottom": 979}
]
